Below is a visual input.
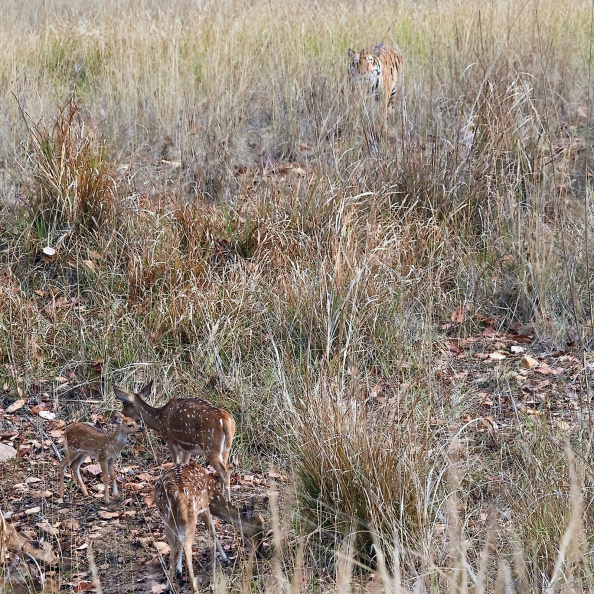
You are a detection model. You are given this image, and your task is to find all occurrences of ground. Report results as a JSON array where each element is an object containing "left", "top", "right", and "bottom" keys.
[{"left": 1, "top": 311, "right": 592, "bottom": 592}]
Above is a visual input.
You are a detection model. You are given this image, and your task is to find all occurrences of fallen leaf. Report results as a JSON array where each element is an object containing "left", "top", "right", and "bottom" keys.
[
  {"left": 61, "top": 519, "right": 80, "bottom": 531},
  {"left": 521, "top": 355, "right": 539, "bottom": 369},
  {"left": 0, "top": 443, "right": 17, "bottom": 461},
  {"left": 38, "top": 410, "right": 56, "bottom": 420},
  {"left": 73, "top": 581, "right": 94, "bottom": 592},
  {"left": 451, "top": 304, "right": 465, "bottom": 324},
  {"left": 82, "top": 259, "right": 96, "bottom": 272},
  {"left": 24, "top": 506, "right": 41, "bottom": 515},
  {"left": 510, "top": 345, "right": 526, "bottom": 354},
  {"left": 30, "top": 490, "right": 53, "bottom": 498},
  {"left": 37, "top": 521, "right": 60, "bottom": 537},
  {"left": 25, "top": 477, "right": 42, "bottom": 484},
  {"left": 98, "top": 511, "right": 120, "bottom": 520},
  {"left": 13, "top": 483, "right": 29, "bottom": 494},
  {"left": 6, "top": 399, "right": 26, "bottom": 413},
  {"left": 153, "top": 541, "right": 170, "bottom": 555},
  {"left": 84, "top": 463, "right": 102, "bottom": 476},
  {"left": 489, "top": 351, "right": 506, "bottom": 360}
]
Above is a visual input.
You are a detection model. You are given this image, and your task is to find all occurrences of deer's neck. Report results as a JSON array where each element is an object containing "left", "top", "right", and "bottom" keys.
[
  {"left": 108, "top": 430, "right": 131, "bottom": 455},
  {"left": 136, "top": 398, "right": 164, "bottom": 432},
  {"left": 209, "top": 498, "right": 242, "bottom": 530}
]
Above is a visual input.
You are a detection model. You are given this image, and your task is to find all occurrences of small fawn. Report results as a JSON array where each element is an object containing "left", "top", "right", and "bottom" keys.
[
  {"left": 113, "top": 381, "right": 236, "bottom": 501},
  {"left": 59, "top": 413, "right": 142, "bottom": 504},
  {"left": 154, "top": 463, "right": 263, "bottom": 592}
]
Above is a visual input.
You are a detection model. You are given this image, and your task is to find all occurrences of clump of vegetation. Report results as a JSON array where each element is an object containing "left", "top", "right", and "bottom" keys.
[{"left": 23, "top": 99, "right": 116, "bottom": 234}]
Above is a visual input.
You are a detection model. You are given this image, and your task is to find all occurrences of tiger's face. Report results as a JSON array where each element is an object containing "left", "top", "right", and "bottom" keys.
[
  {"left": 348, "top": 48, "right": 382, "bottom": 96},
  {"left": 348, "top": 49, "right": 380, "bottom": 75}
]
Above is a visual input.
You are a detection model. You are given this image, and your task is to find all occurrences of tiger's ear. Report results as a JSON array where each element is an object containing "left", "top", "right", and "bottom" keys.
[{"left": 348, "top": 48, "right": 356, "bottom": 59}]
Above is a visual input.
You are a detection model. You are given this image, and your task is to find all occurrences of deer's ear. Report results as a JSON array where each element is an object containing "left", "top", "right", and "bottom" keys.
[
  {"left": 113, "top": 386, "right": 134, "bottom": 403},
  {"left": 112, "top": 412, "right": 123, "bottom": 424},
  {"left": 139, "top": 380, "right": 153, "bottom": 399}
]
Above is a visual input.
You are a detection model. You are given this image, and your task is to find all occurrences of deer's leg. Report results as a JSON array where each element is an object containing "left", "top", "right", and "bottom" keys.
[
  {"left": 70, "top": 452, "right": 89, "bottom": 497},
  {"left": 59, "top": 452, "right": 72, "bottom": 498},
  {"left": 108, "top": 458, "right": 118, "bottom": 496},
  {"left": 99, "top": 459, "right": 111, "bottom": 504},
  {"left": 168, "top": 441, "right": 183, "bottom": 465},
  {"left": 163, "top": 522, "right": 182, "bottom": 590},
  {"left": 183, "top": 512, "right": 198, "bottom": 592},
  {"left": 203, "top": 511, "right": 229, "bottom": 564}
]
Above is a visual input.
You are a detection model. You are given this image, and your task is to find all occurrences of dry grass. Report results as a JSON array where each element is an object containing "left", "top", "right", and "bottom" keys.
[{"left": 0, "top": 0, "right": 593, "bottom": 591}]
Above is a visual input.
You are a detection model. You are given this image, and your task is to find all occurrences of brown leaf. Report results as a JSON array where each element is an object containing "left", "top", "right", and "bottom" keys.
[
  {"left": 451, "top": 304, "right": 465, "bottom": 324},
  {"left": 82, "top": 259, "right": 96, "bottom": 272},
  {"left": 6, "top": 399, "right": 26, "bottom": 413},
  {"left": 153, "top": 541, "right": 170, "bottom": 555},
  {"left": 30, "top": 490, "right": 53, "bottom": 498},
  {"left": 521, "top": 355, "right": 539, "bottom": 369},
  {"left": 489, "top": 351, "right": 506, "bottom": 360},
  {"left": 61, "top": 519, "right": 80, "bottom": 531},
  {"left": 0, "top": 443, "right": 17, "bottom": 461},
  {"left": 98, "top": 511, "right": 120, "bottom": 520},
  {"left": 83, "top": 463, "right": 102, "bottom": 476}
]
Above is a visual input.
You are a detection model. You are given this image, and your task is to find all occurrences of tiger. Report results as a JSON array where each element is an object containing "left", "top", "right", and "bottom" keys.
[{"left": 347, "top": 43, "right": 404, "bottom": 115}]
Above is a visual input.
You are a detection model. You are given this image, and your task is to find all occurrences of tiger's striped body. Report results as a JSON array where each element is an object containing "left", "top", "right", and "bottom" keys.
[{"left": 348, "top": 43, "right": 404, "bottom": 114}]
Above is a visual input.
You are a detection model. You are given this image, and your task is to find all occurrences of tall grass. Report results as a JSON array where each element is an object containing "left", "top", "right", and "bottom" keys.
[{"left": 0, "top": 0, "right": 593, "bottom": 591}]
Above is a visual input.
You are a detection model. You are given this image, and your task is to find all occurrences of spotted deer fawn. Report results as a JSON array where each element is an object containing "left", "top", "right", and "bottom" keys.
[
  {"left": 154, "top": 463, "right": 263, "bottom": 592},
  {"left": 59, "top": 413, "right": 142, "bottom": 504},
  {"left": 113, "top": 381, "right": 236, "bottom": 501}
]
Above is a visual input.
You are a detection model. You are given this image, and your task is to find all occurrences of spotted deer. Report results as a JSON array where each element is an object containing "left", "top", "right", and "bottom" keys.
[
  {"left": 59, "top": 413, "right": 142, "bottom": 504},
  {"left": 113, "top": 381, "right": 236, "bottom": 501},
  {"left": 154, "top": 463, "right": 263, "bottom": 592}
]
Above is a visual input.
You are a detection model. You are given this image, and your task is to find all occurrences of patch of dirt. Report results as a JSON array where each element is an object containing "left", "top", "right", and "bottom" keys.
[{"left": 0, "top": 408, "right": 280, "bottom": 593}]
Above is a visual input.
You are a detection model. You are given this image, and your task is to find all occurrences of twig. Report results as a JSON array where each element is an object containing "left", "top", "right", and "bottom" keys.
[
  {"left": 24, "top": 413, "right": 62, "bottom": 461},
  {"left": 87, "top": 540, "right": 104, "bottom": 594}
]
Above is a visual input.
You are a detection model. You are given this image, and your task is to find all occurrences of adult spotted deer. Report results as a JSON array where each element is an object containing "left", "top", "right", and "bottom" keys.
[
  {"left": 59, "top": 413, "right": 142, "bottom": 504},
  {"left": 113, "top": 381, "right": 236, "bottom": 501},
  {"left": 154, "top": 463, "right": 263, "bottom": 592}
]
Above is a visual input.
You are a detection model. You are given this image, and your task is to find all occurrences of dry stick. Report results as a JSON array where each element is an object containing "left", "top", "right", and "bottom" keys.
[
  {"left": 87, "top": 540, "right": 104, "bottom": 594},
  {"left": 269, "top": 490, "right": 285, "bottom": 592},
  {"left": 583, "top": 0, "right": 594, "bottom": 340},
  {"left": 25, "top": 413, "right": 62, "bottom": 461}
]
